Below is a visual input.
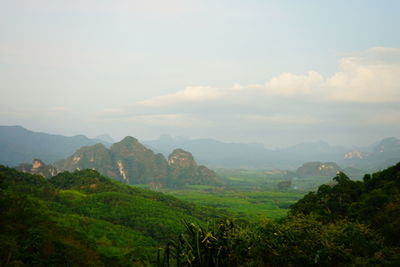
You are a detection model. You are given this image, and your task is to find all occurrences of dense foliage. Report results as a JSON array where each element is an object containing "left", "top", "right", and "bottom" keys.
[
  {"left": 161, "top": 163, "right": 400, "bottom": 266},
  {"left": 291, "top": 164, "right": 400, "bottom": 246},
  {"left": 164, "top": 189, "right": 303, "bottom": 221},
  {"left": 0, "top": 166, "right": 225, "bottom": 266},
  {"left": 2, "top": 162, "right": 400, "bottom": 266}
]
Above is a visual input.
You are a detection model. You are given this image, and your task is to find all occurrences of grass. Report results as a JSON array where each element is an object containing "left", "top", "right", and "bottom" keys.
[
  {"left": 158, "top": 168, "right": 330, "bottom": 221},
  {"left": 158, "top": 168, "right": 336, "bottom": 222},
  {"left": 163, "top": 189, "right": 305, "bottom": 221}
]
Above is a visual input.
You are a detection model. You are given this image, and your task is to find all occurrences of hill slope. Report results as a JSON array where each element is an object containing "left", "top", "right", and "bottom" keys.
[{"left": 0, "top": 166, "right": 224, "bottom": 265}]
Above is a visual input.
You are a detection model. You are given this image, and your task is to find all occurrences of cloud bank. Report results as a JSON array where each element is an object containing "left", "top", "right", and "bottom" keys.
[
  {"left": 93, "top": 47, "right": 400, "bottom": 146},
  {"left": 132, "top": 47, "right": 400, "bottom": 109},
  {"left": 2, "top": 47, "right": 399, "bottom": 146}
]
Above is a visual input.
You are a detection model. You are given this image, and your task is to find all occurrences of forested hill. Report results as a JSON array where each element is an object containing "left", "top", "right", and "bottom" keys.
[
  {"left": 291, "top": 162, "right": 400, "bottom": 244},
  {"left": 0, "top": 166, "right": 227, "bottom": 266},
  {"left": 53, "top": 137, "right": 222, "bottom": 187}
]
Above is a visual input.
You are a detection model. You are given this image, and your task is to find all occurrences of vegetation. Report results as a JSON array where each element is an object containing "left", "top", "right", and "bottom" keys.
[
  {"left": 2, "top": 162, "right": 400, "bottom": 266},
  {"left": 160, "top": 163, "right": 400, "bottom": 266},
  {"left": 0, "top": 166, "right": 226, "bottom": 266},
  {"left": 163, "top": 189, "right": 303, "bottom": 221},
  {"left": 215, "top": 167, "right": 348, "bottom": 191}
]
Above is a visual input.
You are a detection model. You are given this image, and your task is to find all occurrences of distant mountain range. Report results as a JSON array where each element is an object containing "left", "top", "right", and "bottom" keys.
[
  {"left": 16, "top": 136, "right": 221, "bottom": 188},
  {"left": 144, "top": 135, "right": 400, "bottom": 171},
  {"left": 144, "top": 135, "right": 348, "bottom": 169},
  {"left": 342, "top": 137, "right": 400, "bottom": 170},
  {"left": 144, "top": 135, "right": 275, "bottom": 168},
  {"left": 0, "top": 125, "right": 110, "bottom": 166},
  {"left": 1, "top": 126, "right": 399, "bottom": 173}
]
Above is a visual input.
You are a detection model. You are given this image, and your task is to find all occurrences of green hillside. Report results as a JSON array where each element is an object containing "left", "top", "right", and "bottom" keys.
[
  {"left": 0, "top": 166, "right": 224, "bottom": 266},
  {"left": 3, "top": 162, "right": 400, "bottom": 266}
]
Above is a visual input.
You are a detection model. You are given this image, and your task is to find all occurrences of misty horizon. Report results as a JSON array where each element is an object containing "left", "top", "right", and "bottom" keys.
[
  {"left": 2, "top": 124, "right": 398, "bottom": 151},
  {"left": 1, "top": 1, "right": 400, "bottom": 148}
]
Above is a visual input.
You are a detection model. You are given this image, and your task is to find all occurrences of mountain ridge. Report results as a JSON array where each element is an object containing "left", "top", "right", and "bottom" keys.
[
  {"left": 2, "top": 125, "right": 399, "bottom": 172},
  {"left": 145, "top": 135, "right": 400, "bottom": 170},
  {"left": 0, "top": 125, "right": 109, "bottom": 166},
  {"left": 17, "top": 136, "right": 221, "bottom": 188}
]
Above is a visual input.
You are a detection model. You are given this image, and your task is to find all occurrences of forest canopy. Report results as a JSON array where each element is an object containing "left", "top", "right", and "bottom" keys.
[{"left": 1, "top": 163, "right": 400, "bottom": 266}]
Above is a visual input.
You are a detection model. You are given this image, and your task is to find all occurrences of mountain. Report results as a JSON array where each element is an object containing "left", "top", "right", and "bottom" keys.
[
  {"left": 368, "top": 137, "right": 400, "bottom": 166},
  {"left": 146, "top": 135, "right": 400, "bottom": 171},
  {"left": 144, "top": 136, "right": 349, "bottom": 169},
  {"left": 15, "top": 158, "right": 60, "bottom": 178},
  {"left": 296, "top": 161, "right": 341, "bottom": 178},
  {"left": 167, "top": 149, "right": 221, "bottom": 186},
  {"left": 0, "top": 125, "right": 106, "bottom": 166},
  {"left": 342, "top": 137, "right": 400, "bottom": 170},
  {"left": 277, "top": 141, "right": 348, "bottom": 163},
  {"left": 144, "top": 135, "right": 272, "bottom": 168},
  {"left": 55, "top": 143, "right": 116, "bottom": 178},
  {"left": 3, "top": 125, "right": 398, "bottom": 172},
  {"left": 109, "top": 136, "right": 168, "bottom": 185},
  {"left": 54, "top": 136, "right": 221, "bottom": 187}
]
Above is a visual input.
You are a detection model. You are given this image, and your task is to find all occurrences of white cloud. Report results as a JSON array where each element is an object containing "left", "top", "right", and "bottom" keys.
[
  {"left": 95, "top": 47, "right": 400, "bottom": 138},
  {"left": 265, "top": 71, "right": 324, "bottom": 96},
  {"left": 252, "top": 47, "right": 400, "bottom": 103},
  {"left": 108, "top": 48, "right": 400, "bottom": 123},
  {"left": 326, "top": 52, "right": 400, "bottom": 102},
  {"left": 137, "top": 86, "right": 225, "bottom": 107}
]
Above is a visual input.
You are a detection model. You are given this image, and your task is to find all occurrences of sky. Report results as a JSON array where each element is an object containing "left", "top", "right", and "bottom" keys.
[{"left": 1, "top": 0, "right": 399, "bottom": 148}]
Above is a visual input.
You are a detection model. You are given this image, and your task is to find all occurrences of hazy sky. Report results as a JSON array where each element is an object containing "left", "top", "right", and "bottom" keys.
[{"left": 1, "top": 0, "right": 399, "bottom": 147}]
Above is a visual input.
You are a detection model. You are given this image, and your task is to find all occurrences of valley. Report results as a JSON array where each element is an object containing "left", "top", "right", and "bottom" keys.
[{"left": 162, "top": 189, "right": 304, "bottom": 220}]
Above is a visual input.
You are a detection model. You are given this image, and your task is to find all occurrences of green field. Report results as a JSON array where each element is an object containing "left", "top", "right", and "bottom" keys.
[
  {"left": 138, "top": 167, "right": 346, "bottom": 222},
  {"left": 159, "top": 168, "right": 334, "bottom": 221},
  {"left": 164, "top": 189, "right": 305, "bottom": 220}
]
